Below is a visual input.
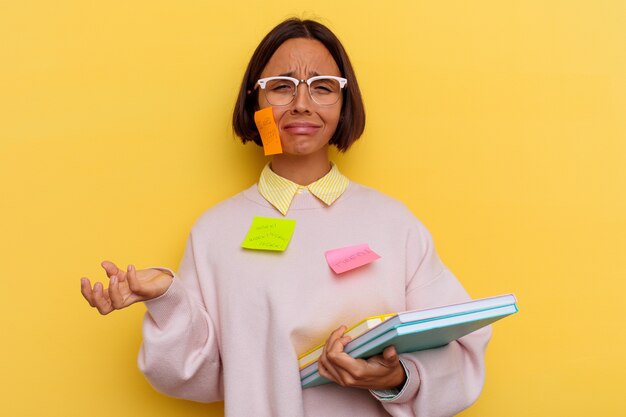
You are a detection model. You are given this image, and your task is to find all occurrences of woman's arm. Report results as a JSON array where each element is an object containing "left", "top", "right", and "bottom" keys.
[
  {"left": 137, "top": 233, "right": 223, "bottom": 403},
  {"left": 377, "top": 221, "right": 491, "bottom": 417},
  {"left": 80, "top": 235, "right": 224, "bottom": 403}
]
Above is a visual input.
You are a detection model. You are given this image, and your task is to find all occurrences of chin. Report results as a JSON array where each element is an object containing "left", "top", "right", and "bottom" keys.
[
  {"left": 282, "top": 137, "right": 326, "bottom": 156},
  {"left": 284, "top": 147, "right": 316, "bottom": 156}
]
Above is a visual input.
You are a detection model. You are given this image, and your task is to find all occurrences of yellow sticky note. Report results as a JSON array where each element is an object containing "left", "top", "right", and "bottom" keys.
[
  {"left": 254, "top": 107, "right": 283, "bottom": 156},
  {"left": 241, "top": 216, "right": 296, "bottom": 251}
]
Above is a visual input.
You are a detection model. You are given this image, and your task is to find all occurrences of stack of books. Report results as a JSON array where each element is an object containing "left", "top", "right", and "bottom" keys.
[{"left": 299, "top": 294, "right": 518, "bottom": 388}]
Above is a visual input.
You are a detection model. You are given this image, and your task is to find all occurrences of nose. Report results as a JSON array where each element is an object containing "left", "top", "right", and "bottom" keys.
[{"left": 291, "top": 81, "right": 312, "bottom": 113}]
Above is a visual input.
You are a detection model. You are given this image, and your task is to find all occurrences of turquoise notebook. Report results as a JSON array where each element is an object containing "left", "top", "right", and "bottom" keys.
[{"left": 301, "top": 295, "right": 518, "bottom": 389}]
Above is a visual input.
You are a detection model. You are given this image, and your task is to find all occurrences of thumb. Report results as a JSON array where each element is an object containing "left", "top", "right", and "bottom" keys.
[
  {"left": 126, "top": 264, "right": 142, "bottom": 294},
  {"left": 382, "top": 346, "right": 399, "bottom": 365},
  {"left": 101, "top": 260, "right": 122, "bottom": 278}
]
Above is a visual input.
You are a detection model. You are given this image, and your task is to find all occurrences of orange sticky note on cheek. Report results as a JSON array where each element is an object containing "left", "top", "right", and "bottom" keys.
[{"left": 254, "top": 107, "right": 283, "bottom": 156}]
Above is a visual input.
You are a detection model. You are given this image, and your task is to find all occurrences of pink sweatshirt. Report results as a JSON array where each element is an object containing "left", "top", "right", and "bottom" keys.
[{"left": 138, "top": 182, "right": 491, "bottom": 417}]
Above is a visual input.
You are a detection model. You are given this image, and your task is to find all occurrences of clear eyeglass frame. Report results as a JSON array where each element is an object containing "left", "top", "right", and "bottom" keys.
[{"left": 255, "top": 75, "right": 348, "bottom": 106}]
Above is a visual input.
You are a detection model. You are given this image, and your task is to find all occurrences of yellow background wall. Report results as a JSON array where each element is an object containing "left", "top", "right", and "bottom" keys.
[{"left": 1, "top": 1, "right": 625, "bottom": 415}]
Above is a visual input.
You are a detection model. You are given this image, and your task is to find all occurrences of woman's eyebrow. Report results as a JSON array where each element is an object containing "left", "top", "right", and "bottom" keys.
[{"left": 278, "top": 71, "right": 322, "bottom": 78}]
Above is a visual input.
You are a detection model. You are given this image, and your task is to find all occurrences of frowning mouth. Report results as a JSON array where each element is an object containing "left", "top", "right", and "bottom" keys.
[{"left": 282, "top": 122, "right": 322, "bottom": 134}]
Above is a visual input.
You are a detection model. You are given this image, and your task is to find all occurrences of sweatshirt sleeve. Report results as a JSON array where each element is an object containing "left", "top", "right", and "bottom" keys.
[
  {"left": 377, "top": 219, "right": 492, "bottom": 417},
  {"left": 137, "top": 233, "right": 223, "bottom": 403}
]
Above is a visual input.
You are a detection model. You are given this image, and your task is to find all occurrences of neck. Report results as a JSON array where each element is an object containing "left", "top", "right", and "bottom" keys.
[{"left": 270, "top": 148, "right": 331, "bottom": 185}]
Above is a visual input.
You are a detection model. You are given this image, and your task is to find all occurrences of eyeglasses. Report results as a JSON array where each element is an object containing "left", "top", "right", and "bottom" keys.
[{"left": 255, "top": 75, "right": 347, "bottom": 106}]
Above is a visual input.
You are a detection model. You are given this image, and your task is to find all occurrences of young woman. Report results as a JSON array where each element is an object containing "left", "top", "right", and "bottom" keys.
[{"left": 80, "top": 18, "right": 491, "bottom": 417}]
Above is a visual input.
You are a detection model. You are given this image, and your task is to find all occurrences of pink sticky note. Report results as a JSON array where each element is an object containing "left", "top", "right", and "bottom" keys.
[{"left": 325, "top": 243, "right": 381, "bottom": 274}]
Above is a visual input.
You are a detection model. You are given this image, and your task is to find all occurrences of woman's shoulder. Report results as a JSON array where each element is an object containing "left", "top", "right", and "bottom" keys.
[
  {"left": 346, "top": 181, "right": 435, "bottom": 233},
  {"left": 346, "top": 181, "right": 436, "bottom": 244},
  {"left": 345, "top": 181, "right": 418, "bottom": 219}
]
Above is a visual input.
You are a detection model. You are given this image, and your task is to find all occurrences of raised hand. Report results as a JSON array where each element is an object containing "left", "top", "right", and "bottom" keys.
[
  {"left": 317, "top": 326, "right": 407, "bottom": 390},
  {"left": 80, "top": 261, "right": 173, "bottom": 315}
]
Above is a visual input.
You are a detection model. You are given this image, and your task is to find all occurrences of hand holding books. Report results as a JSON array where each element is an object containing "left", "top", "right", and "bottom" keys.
[
  {"left": 300, "top": 294, "right": 518, "bottom": 389},
  {"left": 317, "top": 325, "right": 407, "bottom": 391}
]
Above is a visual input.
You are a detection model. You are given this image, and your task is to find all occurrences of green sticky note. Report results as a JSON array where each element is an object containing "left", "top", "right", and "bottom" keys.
[{"left": 241, "top": 216, "right": 296, "bottom": 251}]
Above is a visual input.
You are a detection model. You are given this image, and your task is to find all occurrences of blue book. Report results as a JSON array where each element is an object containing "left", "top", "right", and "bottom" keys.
[
  {"left": 300, "top": 294, "right": 517, "bottom": 380},
  {"left": 300, "top": 294, "right": 518, "bottom": 388}
]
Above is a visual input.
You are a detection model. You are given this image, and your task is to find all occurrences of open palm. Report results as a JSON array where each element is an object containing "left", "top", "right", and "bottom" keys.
[{"left": 80, "top": 260, "right": 173, "bottom": 315}]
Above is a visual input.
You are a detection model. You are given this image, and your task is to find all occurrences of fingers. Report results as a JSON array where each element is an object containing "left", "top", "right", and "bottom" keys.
[
  {"left": 325, "top": 326, "right": 348, "bottom": 350},
  {"left": 81, "top": 263, "right": 136, "bottom": 314},
  {"left": 101, "top": 260, "right": 122, "bottom": 279},
  {"left": 91, "top": 281, "right": 113, "bottom": 315},
  {"left": 318, "top": 326, "right": 344, "bottom": 383},
  {"left": 318, "top": 326, "right": 354, "bottom": 386},
  {"left": 80, "top": 278, "right": 96, "bottom": 307},
  {"left": 108, "top": 275, "right": 125, "bottom": 309},
  {"left": 318, "top": 349, "right": 346, "bottom": 385},
  {"left": 80, "top": 277, "right": 111, "bottom": 314},
  {"left": 319, "top": 338, "right": 405, "bottom": 389},
  {"left": 324, "top": 344, "right": 362, "bottom": 386}
]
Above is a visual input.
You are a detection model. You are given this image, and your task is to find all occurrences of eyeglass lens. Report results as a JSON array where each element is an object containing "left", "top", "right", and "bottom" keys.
[{"left": 264, "top": 78, "right": 342, "bottom": 106}]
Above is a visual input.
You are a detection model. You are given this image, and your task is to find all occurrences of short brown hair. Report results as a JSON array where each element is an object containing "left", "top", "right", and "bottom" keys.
[{"left": 232, "top": 18, "right": 365, "bottom": 152}]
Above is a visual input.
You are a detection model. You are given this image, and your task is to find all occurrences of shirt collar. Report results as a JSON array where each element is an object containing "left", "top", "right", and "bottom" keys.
[{"left": 257, "top": 162, "right": 349, "bottom": 215}]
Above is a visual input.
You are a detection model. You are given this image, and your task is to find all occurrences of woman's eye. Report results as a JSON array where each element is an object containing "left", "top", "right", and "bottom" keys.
[
  {"left": 311, "top": 80, "right": 338, "bottom": 94},
  {"left": 312, "top": 85, "right": 334, "bottom": 95},
  {"left": 269, "top": 83, "right": 293, "bottom": 92},
  {"left": 315, "top": 86, "right": 332, "bottom": 93}
]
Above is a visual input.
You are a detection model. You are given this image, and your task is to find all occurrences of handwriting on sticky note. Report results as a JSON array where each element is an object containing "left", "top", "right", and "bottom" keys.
[
  {"left": 241, "top": 216, "right": 296, "bottom": 251},
  {"left": 325, "top": 243, "right": 381, "bottom": 274},
  {"left": 254, "top": 107, "right": 283, "bottom": 156}
]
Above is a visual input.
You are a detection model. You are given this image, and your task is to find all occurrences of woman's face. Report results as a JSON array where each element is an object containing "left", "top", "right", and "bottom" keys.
[{"left": 257, "top": 38, "right": 342, "bottom": 157}]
